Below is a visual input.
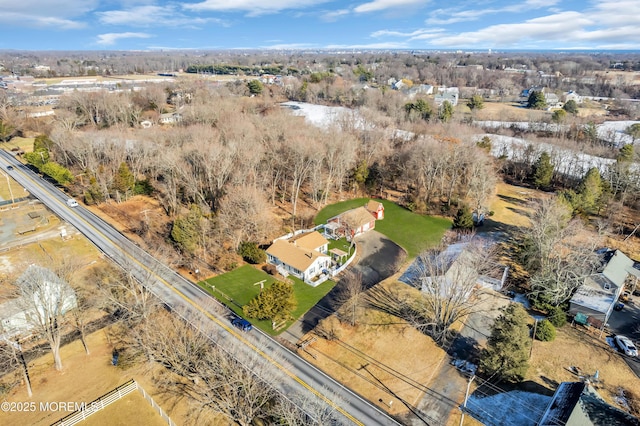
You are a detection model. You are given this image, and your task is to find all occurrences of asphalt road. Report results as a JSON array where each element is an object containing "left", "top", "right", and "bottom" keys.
[{"left": 0, "top": 151, "right": 403, "bottom": 426}]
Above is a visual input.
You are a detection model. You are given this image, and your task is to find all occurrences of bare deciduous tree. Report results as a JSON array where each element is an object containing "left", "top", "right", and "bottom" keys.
[
  {"left": 522, "top": 197, "right": 602, "bottom": 306},
  {"left": 334, "top": 270, "right": 367, "bottom": 326},
  {"left": 14, "top": 265, "right": 76, "bottom": 371},
  {"left": 132, "top": 310, "right": 285, "bottom": 426},
  {"left": 405, "top": 238, "right": 499, "bottom": 344}
]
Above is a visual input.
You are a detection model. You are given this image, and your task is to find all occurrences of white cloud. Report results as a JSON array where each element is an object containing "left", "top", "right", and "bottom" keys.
[
  {"left": 96, "top": 32, "right": 153, "bottom": 46},
  {"left": 371, "top": 28, "right": 443, "bottom": 38},
  {"left": 354, "top": 0, "right": 428, "bottom": 14},
  {"left": 98, "top": 5, "right": 226, "bottom": 27},
  {"left": 429, "top": 11, "right": 592, "bottom": 46},
  {"left": 321, "top": 9, "right": 350, "bottom": 21},
  {"left": 427, "top": 0, "right": 561, "bottom": 25},
  {"left": 0, "top": 0, "right": 96, "bottom": 28},
  {"left": 183, "top": 0, "right": 330, "bottom": 15}
]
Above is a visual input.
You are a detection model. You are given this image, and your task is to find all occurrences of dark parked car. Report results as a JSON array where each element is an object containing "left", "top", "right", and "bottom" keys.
[{"left": 231, "top": 317, "right": 252, "bottom": 332}]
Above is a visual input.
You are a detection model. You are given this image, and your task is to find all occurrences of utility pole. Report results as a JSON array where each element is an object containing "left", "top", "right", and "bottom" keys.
[
  {"left": 459, "top": 374, "right": 475, "bottom": 426},
  {"left": 530, "top": 318, "right": 538, "bottom": 359}
]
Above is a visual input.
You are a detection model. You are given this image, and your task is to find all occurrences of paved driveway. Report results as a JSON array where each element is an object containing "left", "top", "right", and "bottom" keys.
[
  {"left": 606, "top": 297, "right": 640, "bottom": 377},
  {"left": 351, "top": 230, "right": 407, "bottom": 286},
  {"left": 283, "top": 231, "right": 406, "bottom": 343}
]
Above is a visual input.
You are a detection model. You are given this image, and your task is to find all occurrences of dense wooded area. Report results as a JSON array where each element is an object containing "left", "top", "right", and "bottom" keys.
[{"left": 2, "top": 50, "right": 640, "bottom": 273}]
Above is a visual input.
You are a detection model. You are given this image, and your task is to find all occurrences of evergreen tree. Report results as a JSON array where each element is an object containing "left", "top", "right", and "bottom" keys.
[
  {"left": 617, "top": 144, "right": 634, "bottom": 163},
  {"left": 535, "top": 319, "right": 556, "bottom": 341},
  {"left": 576, "top": 167, "right": 603, "bottom": 214},
  {"left": 171, "top": 205, "right": 203, "bottom": 254},
  {"left": 112, "top": 162, "right": 135, "bottom": 196},
  {"left": 243, "top": 281, "right": 296, "bottom": 325},
  {"left": 551, "top": 109, "right": 566, "bottom": 123},
  {"left": 480, "top": 303, "right": 531, "bottom": 383},
  {"left": 532, "top": 152, "right": 554, "bottom": 188},
  {"left": 527, "top": 91, "right": 546, "bottom": 109},
  {"left": 563, "top": 100, "right": 579, "bottom": 114},
  {"left": 247, "top": 79, "right": 263, "bottom": 95},
  {"left": 41, "top": 162, "right": 74, "bottom": 185},
  {"left": 467, "top": 94, "right": 484, "bottom": 111},
  {"left": 626, "top": 123, "right": 640, "bottom": 143},
  {"left": 404, "top": 99, "right": 432, "bottom": 121},
  {"left": 439, "top": 100, "right": 454, "bottom": 122},
  {"left": 452, "top": 204, "right": 474, "bottom": 230},
  {"left": 0, "top": 120, "right": 16, "bottom": 143}
]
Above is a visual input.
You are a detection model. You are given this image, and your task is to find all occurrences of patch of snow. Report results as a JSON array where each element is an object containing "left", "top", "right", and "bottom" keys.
[
  {"left": 466, "top": 390, "right": 551, "bottom": 426},
  {"left": 280, "top": 101, "right": 638, "bottom": 182},
  {"left": 0, "top": 256, "right": 14, "bottom": 273},
  {"left": 280, "top": 101, "right": 365, "bottom": 129}
]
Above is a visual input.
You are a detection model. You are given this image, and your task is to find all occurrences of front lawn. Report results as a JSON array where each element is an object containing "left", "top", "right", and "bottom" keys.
[
  {"left": 199, "top": 265, "right": 336, "bottom": 335},
  {"left": 315, "top": 198, "right": 451, "bottom": 258}
]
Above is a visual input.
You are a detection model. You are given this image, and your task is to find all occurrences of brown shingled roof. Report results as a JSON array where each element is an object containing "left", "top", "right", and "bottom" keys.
[
  {"left": 266, "top": 239, "right": 329, "bottom": 272},
  {"left": 291, "top": 231, "right": 329, "bottom": 251},
  {"left": 342, "top": 206, "right": 375, "bottom": 228}
]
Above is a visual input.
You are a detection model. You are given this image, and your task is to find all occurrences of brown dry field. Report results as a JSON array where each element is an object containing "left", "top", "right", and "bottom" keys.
[
  {"left": 0, "top": 331, "right": 159, "bottom": 425},
  {"left": 471, "top": 100, "right": 606, "bottom": 122},
  {"left": 80, "top": 391, "right": 166, "bottom": 426},
  {"left": 298, "top": 180, "right": 640, "bottom": 424},
  {"left": 528, "top": 325, "right": 639, "bottom": 407}
]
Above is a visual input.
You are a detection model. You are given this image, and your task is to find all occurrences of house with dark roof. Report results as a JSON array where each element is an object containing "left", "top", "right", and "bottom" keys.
[
  {"left": 569, "top": 250, "right": 640, "bottom": 324},
  {"left": 537, "top": 381, "right": 639, "bottom": 426}
]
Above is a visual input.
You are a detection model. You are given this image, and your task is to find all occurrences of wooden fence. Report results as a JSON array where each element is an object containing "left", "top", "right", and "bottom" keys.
[{"left": 51, "top": 379, "right": 176, "bottom": 426}]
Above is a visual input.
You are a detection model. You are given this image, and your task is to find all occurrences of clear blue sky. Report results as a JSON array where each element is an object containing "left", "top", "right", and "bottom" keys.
[{"left": 1, "top": 0, "right": 638, "bottom": 51}]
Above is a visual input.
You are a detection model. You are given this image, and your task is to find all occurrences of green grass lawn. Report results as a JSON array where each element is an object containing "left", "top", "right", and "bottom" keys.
[
  {"left": 199, "top": 265, "right": 336, "bottom": 335},
  {"left": 315, "top": 198, "right": 451, "bottom": 258}
]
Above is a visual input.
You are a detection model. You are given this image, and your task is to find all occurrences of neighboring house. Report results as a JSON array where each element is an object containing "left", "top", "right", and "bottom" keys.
[
  {"left": 407, "top": 84, "right": 434, "bottom": 97},
  {"left": 569, "top": 250, "right": 640, "bottom": 324},
  {"left": 266, "top": 231, "right": 330, "bottom": 284},
  {"left": 392, "top": 80, "right": 407, "bottom": 90},
  {"left": 0, "top": 265, "right": 77, "bottom": 340},
  {"left": 365, "top": 200, "right": 384, "bottom": 220},
  {"left": 402, "top": 242, "right": 508, "bottom": 293},
  {"left": 545, "top": 93, "right": 562, "bottom": 109},
  {"left": 537, "top": 381, "right": 639, "bottom": 426},
  {"left": 564, "top": 90, "right": 583, "bottom": 104},
  {"left": 520, "top": 85, "right": 547, "bottom": 98},
  {"left": 159, "top": 112, "right": 182, "bottom": 124},
  {"left": 434, "top": 92, "right": 459, "bottom": 106}
]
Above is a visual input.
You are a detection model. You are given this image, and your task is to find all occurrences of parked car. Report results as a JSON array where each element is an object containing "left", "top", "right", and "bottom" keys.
[
  {"left": 231, "top": 317, "right": 252, "bottom": 332},
  {"left": 619, "top": 291, "right": 631, "bottom": 302},
  {"left": 615, "top": 335, "right": 638, "bottom": 357},
  {"left": 614, "top": 302, "right": 625, "bottom": 311}
]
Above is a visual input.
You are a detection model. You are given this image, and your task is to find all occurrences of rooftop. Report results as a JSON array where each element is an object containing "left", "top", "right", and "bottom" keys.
[{"left": 266, "top": 239, "right": 329, "bottom": 272}]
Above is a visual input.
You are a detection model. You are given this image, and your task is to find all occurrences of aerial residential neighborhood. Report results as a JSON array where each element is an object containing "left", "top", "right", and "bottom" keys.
[{"left": 1, "top": 2, "right": 640, "bottom": 426}]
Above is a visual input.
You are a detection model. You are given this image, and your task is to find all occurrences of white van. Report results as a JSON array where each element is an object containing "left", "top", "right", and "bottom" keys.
[{"left": 66, "top": 198, "right": 79, "bottom": 207}]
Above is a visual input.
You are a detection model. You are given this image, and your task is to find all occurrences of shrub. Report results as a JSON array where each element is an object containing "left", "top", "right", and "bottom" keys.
[
  {"left": 262, "top": 264, "right": 277, "bottom": 275},
  {"left": 238, "top": 242, "right": 266, "bottom": 264},
  {"left": 547, "top": 306, "right": 567, "bottom": 328},
  {"left": 535, "top": 319, "right": 556, "bottom": 341}
]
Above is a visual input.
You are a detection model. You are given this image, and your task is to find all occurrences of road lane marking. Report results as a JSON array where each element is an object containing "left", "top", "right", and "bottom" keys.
[{"left": 11, "top": 160, "right": 365, "bottom": 426}]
